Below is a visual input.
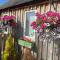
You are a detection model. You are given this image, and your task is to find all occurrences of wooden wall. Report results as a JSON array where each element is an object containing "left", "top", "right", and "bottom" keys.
[
  {"left": 1, "top": 3, "right": 60, "bottom": 60},
  {"left": 0, "top": 3, "right": 60, "bottom": 42},
  {"left": 1, "top": 3, "right": 60, "bottom": 25}
]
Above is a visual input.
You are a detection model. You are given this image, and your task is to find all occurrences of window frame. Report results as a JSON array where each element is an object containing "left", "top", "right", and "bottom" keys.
[{"left": 23, "top": 10, "right": 37, "bottom": 42}]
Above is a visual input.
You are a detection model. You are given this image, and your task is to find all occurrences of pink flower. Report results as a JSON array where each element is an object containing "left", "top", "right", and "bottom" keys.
[
  {"left": 10, "top": 16, "right": 15, "bottom": 19},
  {"left": 46, "top": 11, "right": 55, "bottom": 17},
  {"left": 3, "top": 15, "right": 10, "bottom": 20},
  {"left": 31, "top": 21, "right": 36, "bottom": 26},
  {"left": 41, "top": 14, "right": 47, "bottom": 21},
  {"left": 57, "top": 13, "right": 60, "bottom": 20},
  {"left": 0, "top": 16, "right": 4, "bottom": 21},
  {"left": 32, "top": 26, "right": 37, "bottom": 30},
  {"left": 31, "top": 21, "right": 37, "bottom": 30},
  {"left": 40, "top": 23, "right": 47, "bottom": 29},
  {"left": 36, "top": 12, "right": 41, "bottom": 19},
  {"left": 46, "top": 11, "right": 60, "bottom": 19},
  {"left": 3, "top": 15, "right": 15, "bottom": 21},
  {"left": 31, "top": 11, "right": 60, "bottom": 31}
]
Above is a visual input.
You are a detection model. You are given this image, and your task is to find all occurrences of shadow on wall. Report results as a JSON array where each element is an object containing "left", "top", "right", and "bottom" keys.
[
  {"left": 16, "top": 20, "right": 23, "bottom": 39},
  {"left": 55, "top": 37, "right": 60, "bottom": 56},
  {"left": 12, "top": 20, "right": 23, "bottom": 60}
]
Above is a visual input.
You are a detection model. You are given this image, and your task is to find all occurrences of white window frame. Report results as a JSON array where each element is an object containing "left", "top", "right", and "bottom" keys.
[{"left": 23, "top": 10, "right": 37, "bottom": 42}]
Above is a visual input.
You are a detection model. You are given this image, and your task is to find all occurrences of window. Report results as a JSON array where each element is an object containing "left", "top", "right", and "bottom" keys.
[{"left": 24, "top": 10, "right": 36, "bottom": 42}]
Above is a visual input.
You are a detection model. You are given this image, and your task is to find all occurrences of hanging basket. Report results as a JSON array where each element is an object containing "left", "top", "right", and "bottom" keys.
[{"left": 31, "top": 11, "right": 60, "bottom": 32}]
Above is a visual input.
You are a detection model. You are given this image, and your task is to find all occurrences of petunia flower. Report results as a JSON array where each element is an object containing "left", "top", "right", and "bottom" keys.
[
  {"left": 31, "top": 21, "right": 37, "bottom": 30},
  {"left": 46, "top": 11, "right": 55, "bottom": 17},
  {"left": 41, "top": 14, "right": 47, "bottom": 21},
  {"left": 40, "top": 23, "right": 47, "bottom": 29},
  {"left": 36, "top": 12, "right": 41, "bottom": 19},
  {"left": 31, "top": 21, "right": 36, "bottom": 26},
  {"left": 3, "top": 15, "right": 15, "bottom": 21}
]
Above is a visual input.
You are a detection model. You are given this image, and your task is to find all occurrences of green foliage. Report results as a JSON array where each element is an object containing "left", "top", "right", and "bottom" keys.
[{"left": 2, "top": 34, "right": 17, "bottom": 60}]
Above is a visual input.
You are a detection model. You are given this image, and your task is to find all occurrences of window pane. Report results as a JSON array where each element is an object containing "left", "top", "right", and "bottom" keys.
[{"left": 25, "top": 11, "right": 35, "bottom": 37}]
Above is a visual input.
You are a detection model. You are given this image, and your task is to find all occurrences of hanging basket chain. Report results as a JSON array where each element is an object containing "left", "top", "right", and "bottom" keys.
[{"left": 52, "top": 0, "right": 58, "bottom": 12}]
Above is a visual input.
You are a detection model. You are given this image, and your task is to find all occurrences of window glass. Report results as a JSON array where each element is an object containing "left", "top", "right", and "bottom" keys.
[{"left": 25, "top": 11, "right": 36, "bottom": 38}]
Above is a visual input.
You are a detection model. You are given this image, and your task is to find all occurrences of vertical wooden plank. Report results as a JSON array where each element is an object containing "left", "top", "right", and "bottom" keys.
[
  {"left": 20, "top": 9, "right": 23, "bottom": 24},
  {"left": 41, "top": 40, "right": 43, "bottom": 60},
  {"left": 19, "top": 9, "right": 21, "bottom": 22},
  {"left": 52, "top": 38, "right": 54, "bottom": 60},
  {"left": 9, "top": 9, "right": 10, "bottom": 16},
  {"left": 28, "top": 6, "right": 33, "bottom": 10},
  {"left": 42, "top": 37, "right": 46, "bottom": 60},
  {"left": 46, "top": 4, "right": 49, "bottom": 12},
  {"left": 1, "top": 11, "right": 5, "bottom": 16},
  {"left": 20, "top": 8, "right": 24, "bottom": 57},
  {"left": 1, "top": 12, "right": 3, "bottom": 16},
  {"left": 51, "top": 4, "right": 55, "bottom": 11},
  {"left": 7, "top": 9, "right": 10, "bottom": 15},
  {"left": 36, "top": 5, "right": 42, "bottom": 60},
  {"left": 9, "top": 10, "right": 11, "bottom": 16},
  {"left": 17, "top": 9, "right": 20, "bottom": 22},
  {"left": 35, "top": 5, "right": 41, "bottom": 60},
  {"left": 11, "top": 9, "right": 12, "bottom": 15},
  {"left": 10, "top": 10, "right": 12, "bottom": 16},
  {"left": 36, "top": 5, "right": 41, "bottom": 13},
  {"left": 53, "top": 38, "right": 55, "bottom": 60},
  {"left": 41, "top": 5, "right": 44, "bottom": 14},
  {"left": 46, "top": 39, "right": 48, "bottom": 60},
  {"left": 54, "top": 43, "right": 58, "bottom": 60},
  {"left": 57, "top": 3, "right": 60, "bottom": 12},
  {"left": 15, "top": 9, "right": 18, "bottom": 23},
  {"left": 52, "top": 3, "right": 57, "bottom": 12},
  {"left": 9, "top": 10, "right": 10, "bottom": 15},
  {"left": 35, "top": 5, "right": 40, "bottom": 60},
  {"left": 11, "top": 10, "right": 14, "bottom": 16},
  {"left": 38, "top": 35, "right": 41, "bottom": 60},
  {"left": 32, "top": 5, "right": 37, "bottom": 10}
]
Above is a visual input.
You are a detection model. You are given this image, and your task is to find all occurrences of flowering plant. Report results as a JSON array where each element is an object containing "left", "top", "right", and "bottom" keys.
[
  {"left": 31, "top": 11, "right": 60, "bottom": 32},
  {"left": 0, "top": 15, "right": 15, "bottom": 21},
  {"left": 0, "top": 15, "right": 16, "bottom": 27}
]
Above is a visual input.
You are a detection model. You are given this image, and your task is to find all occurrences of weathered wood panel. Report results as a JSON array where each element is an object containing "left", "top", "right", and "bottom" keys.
[
  {"left": 1, "top": 3, "right": 60, "bottom": 16},
  {"left": 0, "top": 3, "right": 60, "bottom": 60}
]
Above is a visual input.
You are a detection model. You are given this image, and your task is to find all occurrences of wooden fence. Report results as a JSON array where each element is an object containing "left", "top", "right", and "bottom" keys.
[{"left": 36, "top": 28, "right": 60, "bottom": 60}]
